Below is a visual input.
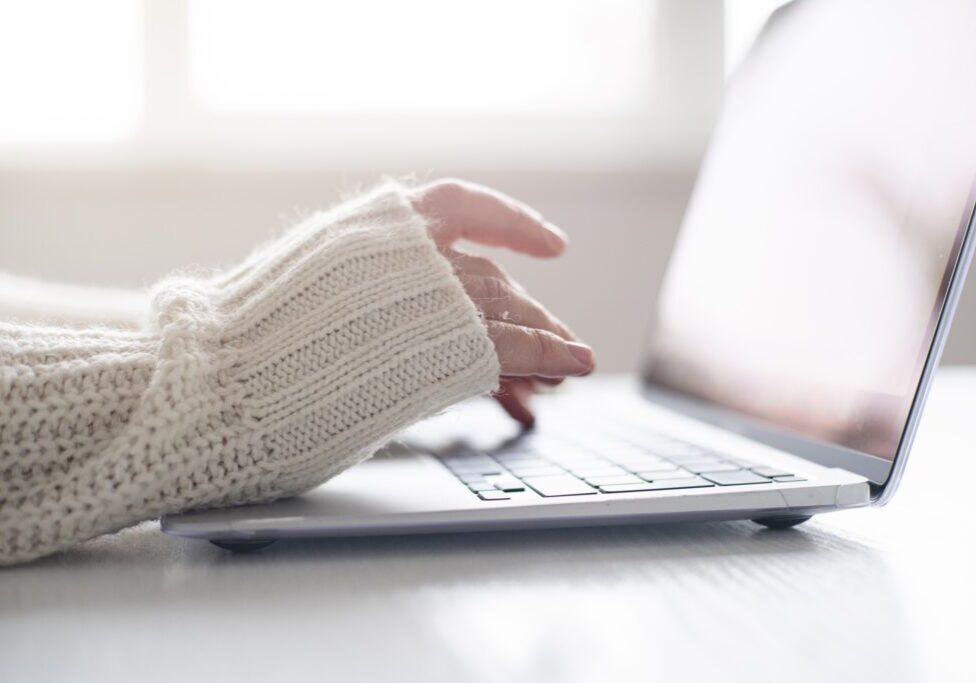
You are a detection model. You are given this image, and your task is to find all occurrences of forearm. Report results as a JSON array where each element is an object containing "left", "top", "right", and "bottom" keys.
[{"left": 0, "top": 182, "right": 498, "bottom": 566}]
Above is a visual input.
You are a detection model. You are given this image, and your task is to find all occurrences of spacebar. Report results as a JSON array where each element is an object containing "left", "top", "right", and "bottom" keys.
[{"left": 523, "top": 475, "right": 597, "bottom": 497}]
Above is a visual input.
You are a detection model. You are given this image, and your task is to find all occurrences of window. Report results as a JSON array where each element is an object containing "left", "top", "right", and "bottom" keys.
[
  {"left": 0, "top": 0, "right": 725, "bottom": 169},
  {"left": 0, "top": 0, "right": 141, "bottom": 143},
  {"left": 189, "top": 0, "right": 654, "bottom": 116}
]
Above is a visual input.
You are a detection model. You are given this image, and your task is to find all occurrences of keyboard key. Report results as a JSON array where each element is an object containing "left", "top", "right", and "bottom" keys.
[
  {"left": 493, "top": 449, "right": 544, "bottom": 460},
  {"left": 493, "top": 446, "right": 536, "bottom": 457},
  {"left": 702, "top": 471, "right": 772, "bottom": 486},
  {"left": 569, "top": 466, "right": 629, "bottom": 478},
  {"left": 487, "top": 476, "right": 526, "bottom": 492},
  {"left": 643, "top": 477, "right": 715, "bottom": 490},
  {"left": 553, "top": 446, "right": 603, "bottom": 461},
  {"left": 664, "top": 452, "right": 724, "bottom": 465},
  {"left": 771, "top": 475, "right": 807, "bottom": 482},
  {"left": 552, "top": 458, "right": 609, "bottom": 471},
  {"left": 454, "top": 468, "right": 504, "bottom": 476},
  {"left": 520, "top": 435, "right": 569, "bottom": 450},
  {"left": 751, "top": 466, "right": 793, "bottom": 478},
  {"left": 628, "top": 435, "right": 675, "bottom": 450},
  {"left": 459, "top": 472, "right": 491, "bottom": 483},
  {"left": 486, "top": 472, "right": 519, "bottom": 483},
  {"left": 606, "top": 448, "right": 655, "bottom": 461},
  {"left": 650, "top": 443, "right": 708, "bottom": 459},
  {"left": 600, "top": 478, "right": 714, "bottom": 493},
  {"left": 523, "top": 475, "right": 598, "bottom": 497},
  {"left": 548, "top": 446, "right": 603, "bottom": 458},
  {"left": 493, "top": 457, "right": 550, "bottom": 469},
  {"left": 584, "top": 474, "right": 644, "bottom": 487},
  {"left": 598, "top": 483, "right": 657, "bottom": 493},
  {"left": 613, "top": 460, "right": 667, "bottom": 472},
  {"left": 629, "top": 462, "right": 679, "bottom": 473},
  {"left": 610, "top": 448, "right": 660, "bottom": 458},
  {"left": 508, "top": 465, "right": 564, "bottom": 478},
  {"left": 447, "top": 462, "right": 503, "bottom": 475},
  {"left": 683, "top": 462, "right": 741, "bottom": 474},
  {"left": 467, "top": 482, "right": 496, "bottom": 492},
  {"left": 637, "top": 469, "right": 695, "bottom": 481},
  {"left": 478, "top": 491, "right": 511, "bottom": 501},
  {"left": 443, "top": 453, "right": 494, "bottom": 464}
]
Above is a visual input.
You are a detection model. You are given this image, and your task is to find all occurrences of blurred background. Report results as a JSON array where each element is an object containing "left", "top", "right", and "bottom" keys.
[{"left": 1, "top": 0, "right": 974, "bottom": 372}]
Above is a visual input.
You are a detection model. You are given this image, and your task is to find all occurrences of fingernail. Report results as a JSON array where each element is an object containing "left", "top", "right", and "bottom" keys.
[
  {"left": 543, "top": 221, "right": 568, "bottom": 251},
  {"left": 567, "top": 342, "right": 594, "bottom": 370}
]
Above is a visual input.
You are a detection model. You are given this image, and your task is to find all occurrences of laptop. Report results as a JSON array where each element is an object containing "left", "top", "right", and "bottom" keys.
[{"left": 162, "top": 0, "right": 976, "bottom": 550}]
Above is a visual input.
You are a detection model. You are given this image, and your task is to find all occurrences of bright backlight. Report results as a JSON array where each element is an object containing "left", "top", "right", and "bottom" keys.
[
  {"left": 0, "top": 0, "right": 141, "bottom": 143},
  {"left": 189, "top": 0, "right": 655, "bottom": 115}
]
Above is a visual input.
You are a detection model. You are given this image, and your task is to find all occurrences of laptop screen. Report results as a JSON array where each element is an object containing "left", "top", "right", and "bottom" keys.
[{"left": 642, "top": 0, "right": 976, "bottom": 469}]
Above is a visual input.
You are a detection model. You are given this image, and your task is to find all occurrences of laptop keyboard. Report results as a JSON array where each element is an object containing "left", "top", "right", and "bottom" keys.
[{"left": 436, "top": 425, "right": 806, "bottom": 501}]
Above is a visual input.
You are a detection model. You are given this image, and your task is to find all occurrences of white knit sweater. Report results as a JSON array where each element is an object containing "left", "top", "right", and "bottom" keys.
[{"left": 0, "top": 183, "right": 500, "bottom": 565}]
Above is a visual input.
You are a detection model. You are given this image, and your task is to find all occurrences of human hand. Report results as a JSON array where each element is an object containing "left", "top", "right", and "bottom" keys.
[{"left": 410, "top": 178, "right": 595, "bottom": 428}]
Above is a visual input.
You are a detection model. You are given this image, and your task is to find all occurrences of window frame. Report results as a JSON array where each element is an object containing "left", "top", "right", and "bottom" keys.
[{"left": 0, "top": 0, "right": 725, "bottom": 172}]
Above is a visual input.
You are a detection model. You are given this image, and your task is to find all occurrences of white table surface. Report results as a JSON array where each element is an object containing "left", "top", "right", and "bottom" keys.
[{"left": 3, "top": 369, "right": 976, "bottom": 683}]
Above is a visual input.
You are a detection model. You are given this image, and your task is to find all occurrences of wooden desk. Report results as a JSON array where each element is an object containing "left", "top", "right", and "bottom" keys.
[{"left": 3, "top": 369, "right": 975, "bottom": 683}]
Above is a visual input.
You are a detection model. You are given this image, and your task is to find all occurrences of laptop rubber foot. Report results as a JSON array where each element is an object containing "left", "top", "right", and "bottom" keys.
[
  {"left": 209, "top": 539, "right": 277, "bottom": 553},
  {"left": 751, "top": 515, "right": 813, "bottom": 530}
]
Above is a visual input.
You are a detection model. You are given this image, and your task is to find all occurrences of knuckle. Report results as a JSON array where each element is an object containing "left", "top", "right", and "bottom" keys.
[
  {"left": 432, "top": 178, "right": 467, "bottom": 203},
  {"left": 473, "top": 254, "right": 505, "bottom": 279},
  {"left": 549, "top": 314, "right": 573, "bottom": 339},
  {"left": 481, "top": 275, "right": 510, "bottom": 303},
  {"left": 462, "top": 274, "right": 487, "bottom": 302},
  {"left": 466, "top": 253, "right": 491, "bottom": 268},
  {"left": 527, "top": 328, "right": 554, "bottom": 365},
  {"left": 457, "top": 271, "right": 477, "bottom": 291}
]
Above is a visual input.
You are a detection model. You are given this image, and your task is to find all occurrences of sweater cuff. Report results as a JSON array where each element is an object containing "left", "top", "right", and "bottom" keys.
[{"left": 215, "top": 182, "right": 500, "bottom": 497}]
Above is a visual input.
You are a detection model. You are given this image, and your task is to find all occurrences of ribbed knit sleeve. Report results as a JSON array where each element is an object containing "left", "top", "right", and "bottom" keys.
[{"left": 0, "top": 182, "right": 500, "bottom": 565}]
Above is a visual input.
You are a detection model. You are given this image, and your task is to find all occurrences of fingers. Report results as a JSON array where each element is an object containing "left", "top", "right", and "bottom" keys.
[
  {"left": 415, "top": 179, "right": 567, "bottom": 258},
  {"left": 494, "top": 377, "right": 564, "bottom": 428},
  {"left": 487, "top": 321, "right": 595, "bottom": 378},
  {"left": 444, "top": 250, "right": 510, "bottom": 282},
  {"left": 534, "top": 376, "right": 564, "bottom": 387},
  {"left": 451, "top": 256, "right": 590, "bottom": 380},
  {"left": 460, "top": 273, "right": 575, "bottom": 341},
  {"left": 448, "top": 253, "right": 578, "bottom": 341},
  {"left": 494, "top": 378, "right": 536, "bottom": 429}
]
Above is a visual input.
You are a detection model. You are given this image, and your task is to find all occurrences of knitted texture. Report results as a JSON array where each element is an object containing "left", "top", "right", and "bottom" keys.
[{"left": 0, "top": 183, "right": 500, "bottom": 565}]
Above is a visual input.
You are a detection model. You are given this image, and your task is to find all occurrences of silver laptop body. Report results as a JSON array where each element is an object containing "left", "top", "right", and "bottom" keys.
[{"left": 162, "top": 0, "right": 976, "bottom": 549}]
